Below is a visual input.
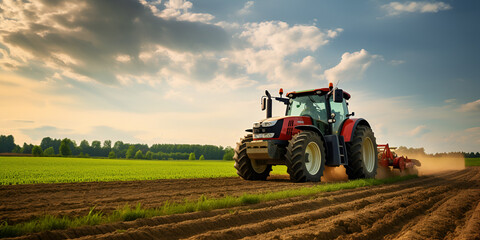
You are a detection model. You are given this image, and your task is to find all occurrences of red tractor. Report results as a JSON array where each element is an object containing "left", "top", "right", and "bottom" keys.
[{"left": 234, "top": 83, "right": 378, "bottom": 182}]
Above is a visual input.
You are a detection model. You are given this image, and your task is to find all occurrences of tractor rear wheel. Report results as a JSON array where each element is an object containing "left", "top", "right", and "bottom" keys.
[
  {"left": 346, "top": 125, "right": 378, "bottom": 179},
  {"left": 234, "top": 134, "right": 272, "bottom": 180},
  {"left": 285, "top": 131, "right": 326, "bottom": 182}
]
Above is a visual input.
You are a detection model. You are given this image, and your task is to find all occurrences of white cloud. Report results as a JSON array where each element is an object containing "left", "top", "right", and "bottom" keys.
[
  {"left": 406, "top": 125, "right": 430, "bottom": 136},
  {"left": 240, "top": 21, "right": 342, "bottom": 56},
  {"left": 382, "top": 1, "right": 452, "bottom": 16},
  {"left": 389, "top": 59, "right": 405, "bottom": 66},
  {"left": 238, "top": 1, "right": 254, "bottom": 15},
  {"left": 226, "top": 21, "right": 342, "bottom": 88},
  {"left": 154, "top": 0, "right": 215, "bottom": 23},
  {"left": 458, "top": 99, "right": 480, "bottom": 112},
  {"left": 0, "top": 0, "right": 228, "bottom": 85},
  {"left": 323, "top": 49, "right": 381, "bottom": 84}
]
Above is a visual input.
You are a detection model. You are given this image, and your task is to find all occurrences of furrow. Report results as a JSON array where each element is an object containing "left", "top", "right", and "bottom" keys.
[
  {"left": 243, "top": 185, "right": 453, "bottom": 240},
  {"left": 75, "top": 175, "right": 455, "bottom": 240}
]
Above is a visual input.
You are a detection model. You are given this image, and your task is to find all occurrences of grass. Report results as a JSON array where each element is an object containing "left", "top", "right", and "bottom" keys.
[
  {"left": 0, "top": 157, "right": 288, "bottom": 185},
  {"left": 0, "top": 174, "right": 418, "bottom": 238},
  {"left": 465, "top": 158, "right": 480, "bottom": 166}
]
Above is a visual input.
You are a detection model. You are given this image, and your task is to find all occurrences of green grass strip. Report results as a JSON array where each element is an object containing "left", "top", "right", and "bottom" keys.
[
  {"left": 465, "top": 158, "right": 480, "bottom": 167},
  {"left": 0, "top": 174, "right": 418, "bottom": 238}
]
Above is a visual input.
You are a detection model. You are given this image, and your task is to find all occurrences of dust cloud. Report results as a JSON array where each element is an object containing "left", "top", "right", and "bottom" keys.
[
  {"left": 400, "top": 154, "right": 465, "bottom": 176},
  {"left": 321, "top": 152, "right": 465, "bottom": 181},
  {"left": 321, "top": 166, "right": 348, "bottom": 182}
]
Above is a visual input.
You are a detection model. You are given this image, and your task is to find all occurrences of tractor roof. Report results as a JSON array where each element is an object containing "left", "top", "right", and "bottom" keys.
[{"left": 286, "top": 88, "right": 351, "bottom": 100}]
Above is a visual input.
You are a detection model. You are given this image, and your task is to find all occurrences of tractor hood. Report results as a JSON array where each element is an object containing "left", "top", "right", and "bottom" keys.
[{"left": 252, "top": 116, "right": 313, "bottom": 141}]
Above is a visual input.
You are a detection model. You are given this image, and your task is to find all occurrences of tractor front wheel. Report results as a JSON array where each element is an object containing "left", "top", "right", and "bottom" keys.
[
  {"left": 286, "top": 131, "right": 326, "bottom": 182},
  {"left": 346, "top": 125, "right": 378, "bottom": 179},
  {"left": 234, "top": 134, "right": 272, "bottom": 180}
]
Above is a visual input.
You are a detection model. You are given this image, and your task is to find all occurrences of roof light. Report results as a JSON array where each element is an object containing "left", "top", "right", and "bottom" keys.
[
  {"left": 329, "top": 82, "right": 333, "bottom": 90},
  {"left": 279, "top": 88, "right": 283, "bottom": 97}
]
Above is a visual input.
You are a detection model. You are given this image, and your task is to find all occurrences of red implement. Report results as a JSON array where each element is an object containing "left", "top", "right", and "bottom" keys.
[{"left": 377, "top": 144, "right": 421, "bottom": 171}]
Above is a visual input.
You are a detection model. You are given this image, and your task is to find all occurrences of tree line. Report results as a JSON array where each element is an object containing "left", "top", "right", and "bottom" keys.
[
  {"left": 2, "top": 134, "right": 478, "bottom": 159},
  {"left": 0, "top": 135, "right": 235, "bottom": 160}
]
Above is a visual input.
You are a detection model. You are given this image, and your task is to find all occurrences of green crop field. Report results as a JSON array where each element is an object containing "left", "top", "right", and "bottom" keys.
[
  {"left": 465, "top": 158, "right": 480, "bottom": 166},
  {"left": 0, "top": 157, "right": 288, "bottom": 185}
]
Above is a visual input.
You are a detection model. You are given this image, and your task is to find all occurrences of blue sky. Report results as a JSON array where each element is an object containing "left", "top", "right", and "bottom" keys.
[{"left": 0, "top": 0, "right": 478, "bottom": 153}]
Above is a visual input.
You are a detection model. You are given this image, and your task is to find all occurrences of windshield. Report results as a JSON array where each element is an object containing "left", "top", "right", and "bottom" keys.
[{"left": 287, "top": 95, "right": 327, "bottom": 122}]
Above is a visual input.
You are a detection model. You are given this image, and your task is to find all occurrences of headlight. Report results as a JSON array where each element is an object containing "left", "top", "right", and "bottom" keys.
[
  {"left": 254, "top": 133, "right": 275, "bottom": 139},
  {"left": 261, "top": 120, "right": 277, "bottom": 127}
]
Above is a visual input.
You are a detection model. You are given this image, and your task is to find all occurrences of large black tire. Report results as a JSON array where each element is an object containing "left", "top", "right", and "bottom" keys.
[
  {"left": 285, "top": 131, "right": 326, "bottom": 182},
  {"left": 346, "top": 125, "right": 378, "bottom": 179},
  {"left": 234, "top": 134, "right": 272, "bottom": 180}
]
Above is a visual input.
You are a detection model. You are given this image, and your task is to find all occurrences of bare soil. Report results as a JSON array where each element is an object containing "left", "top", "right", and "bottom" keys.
[{"left": 2, "top": 168, "right": 480, "bottom": 240}]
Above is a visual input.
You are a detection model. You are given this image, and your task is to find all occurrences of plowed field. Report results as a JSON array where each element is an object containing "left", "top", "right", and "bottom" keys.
[{"left": 2, "top": 167, "right": 480, "bottom": 240}]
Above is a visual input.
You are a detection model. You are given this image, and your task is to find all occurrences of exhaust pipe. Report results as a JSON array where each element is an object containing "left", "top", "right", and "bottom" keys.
[{"left": 265, "top": 90, "right": 272, "bottom": 118}]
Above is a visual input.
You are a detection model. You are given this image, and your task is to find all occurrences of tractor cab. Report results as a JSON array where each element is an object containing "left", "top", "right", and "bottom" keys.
[
  {"left": 236, "top": 83, "right": 377, "bottom": 183},
  {"left": 285, "top": 85, "right": 352, "bottom": 136}
]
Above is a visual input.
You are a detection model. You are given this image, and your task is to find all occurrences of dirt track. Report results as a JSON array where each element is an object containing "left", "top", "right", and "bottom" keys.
[{"left": 2, "top": 167, "right": 480, "bottom": 240}]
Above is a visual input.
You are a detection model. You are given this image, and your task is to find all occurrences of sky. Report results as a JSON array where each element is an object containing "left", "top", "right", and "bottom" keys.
[{"left": 0, "top": 0, "right": 479, "bottom": 153}]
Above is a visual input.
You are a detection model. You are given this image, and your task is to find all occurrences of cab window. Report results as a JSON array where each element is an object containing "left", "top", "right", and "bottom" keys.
[{"left": 287, "top": 95, "right": 328, "bottom": 122}]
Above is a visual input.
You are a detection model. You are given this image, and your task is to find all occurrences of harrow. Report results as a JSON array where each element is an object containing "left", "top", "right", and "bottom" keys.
[{"left": 378, "top": 143, "right": 421, "bottom": 172}]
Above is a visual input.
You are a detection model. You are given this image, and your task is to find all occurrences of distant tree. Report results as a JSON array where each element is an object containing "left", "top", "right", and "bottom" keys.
[
  {"left": 21, "top": 143, "right": 34, "bottom": 154},
  {"left": 113, "top": 141, "right": 124, "bottom": 151},
  {"left": 199, "top": 155, "right": 205, "bottom": 160},
  {"left": 32, "top": 145, "right": 43, "bottom": 156},
  {"left": 189, "top": 152, "right": 196, "bottom": 160},
  {"left": 0, "top": 135, "right": 16, "bottom": 153},
  {"left": 60, "top": 138, "right": 72, "bottom": 156},
  {"left": 80, "top": 140, "right": 90, "bottom": 149},
  {"left": 44, "top": 147, "right": 55, "bottom": 156},
  {"left": 126, "top": 146, "right": 135, "bottom": 159},
  {"left": 91, "top": 140, "right": 101, "bottom": 156},
  {"left": 91, "top": 140, "right": 101, "bottom": 149},
  {"left": 12, "top": 145, "right": 21, "bottom": 153},
  {"left": 134, "top": 150, "right": 144, "bottom": 159},
  {"left": 108, "top": 151, "right": 116, "bottom": 159},
  {"left": 145, "top": 151, "right": 153, "bottom": 160},
  {"left": 40, "top": 137, "right": 53, "bottom": 152},
  {"left": 103, "top": 140, "right": 112, "bottom": 149},
  {"left": 223, "top": 146, "right": 234, "bottom": 160}
]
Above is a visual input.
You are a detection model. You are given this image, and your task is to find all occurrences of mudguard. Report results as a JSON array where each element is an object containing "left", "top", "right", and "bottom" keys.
[{"left": 340, "top": 118, "right": 371, "bottom": 142}]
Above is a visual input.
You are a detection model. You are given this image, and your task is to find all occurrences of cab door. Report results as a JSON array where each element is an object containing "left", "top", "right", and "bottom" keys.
[{"left": 329, "top": 97, "right": 349, "bottom": 135}]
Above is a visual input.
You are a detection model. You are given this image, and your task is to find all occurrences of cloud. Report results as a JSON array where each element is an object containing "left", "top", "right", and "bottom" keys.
[
  {"left": 406, "top": 125, "right": 430, "bottom": 136},
  {"left": 240, "top": 21, "right": 342, "bottom": 56},
  {"left": 20, "top": 125, "right": 71, "bottom": 141},
  {"left": 446, "top": 127, "right": 480, "bottom": 148},
  {"left": 458, "top": 99, "right": 480, "bottom": 112},
  {"left": 238, "top": 1, "right": 254, "bottom": 15},
  {"left": 323, "top": 49, "right": 380, "bottom": 84},
  {"left": 0, "top": 0, "right": 229, "bottom": 85},
  {"left": 229, "top": 21, "right": 342, "bottom": 88},
  {"left": 382, "top": 1, "right": 452, "bottom": 16},
  {"left": 13, "top": 120, "right": 35, "bottom": 124},
  {"left": 389, "top": 60, "right": 405, "bottom": 66},
  {"left": 152, "top": 0, "right": 215, "bottom": 23}
]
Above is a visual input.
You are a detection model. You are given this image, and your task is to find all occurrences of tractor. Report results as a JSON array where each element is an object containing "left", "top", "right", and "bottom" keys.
[{"left": 234, "top": 83, "right": 378, "bottom": 182}]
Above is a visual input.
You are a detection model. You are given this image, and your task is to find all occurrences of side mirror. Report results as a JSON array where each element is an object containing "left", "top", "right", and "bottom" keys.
[
  {"left": 333, "top": 89, "right": 343, "bottom": 103},
  {"left": 261, "top": 97, "right": 266, "bottom": 111}
]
